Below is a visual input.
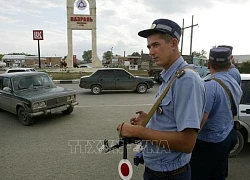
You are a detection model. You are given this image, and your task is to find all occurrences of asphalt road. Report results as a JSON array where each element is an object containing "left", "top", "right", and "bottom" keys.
[{"left": 0, "top": 84, "right": 250, "bottom": 180}]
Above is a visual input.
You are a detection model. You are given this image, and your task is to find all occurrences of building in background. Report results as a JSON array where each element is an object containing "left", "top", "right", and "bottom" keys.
[{"left": 2, "top": 55, "right": 62, "bottom": 68}]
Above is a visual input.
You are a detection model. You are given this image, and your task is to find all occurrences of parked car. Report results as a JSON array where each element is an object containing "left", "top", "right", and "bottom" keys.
[
  {"left": 0, "top": 72, "right": 78, "bottom": 126},
  {"left": 5, "top": 67, "right": 36, "bottom": 73},
  {"left": 229, "top": 74, "right": 250, "bottom": 157},
  {"left": 79, "top": 68, "right": 154, "bottom": 95},
  {"left": 79, "top": 64, "right": 92, "bottom": 68}
]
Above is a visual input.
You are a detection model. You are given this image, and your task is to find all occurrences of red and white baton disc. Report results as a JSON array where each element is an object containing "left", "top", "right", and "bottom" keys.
[{"left": 118, "top": 159, "right": 133, "bottom": 180}]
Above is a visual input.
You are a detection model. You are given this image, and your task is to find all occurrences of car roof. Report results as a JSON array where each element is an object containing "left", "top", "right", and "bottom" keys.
[
  {"left": 6, "top": 67, "right": 35, "bottom": 70},
  {"left": 0, "top": 71, "right": 47, "bottom": 78},
  {"left": 97, "top": 68, "right": 126, "bottom": 70},
  {"left": 240, "top": 74, "right": 250, "bottom": 80}
]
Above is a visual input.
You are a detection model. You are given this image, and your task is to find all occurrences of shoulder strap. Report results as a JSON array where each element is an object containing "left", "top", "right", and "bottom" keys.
[
  {"left": 211, "top": 77, "right": 237, "bottom": 116},
  {"left": 141, "top": 68, "right": 194, "bottom": 127}
]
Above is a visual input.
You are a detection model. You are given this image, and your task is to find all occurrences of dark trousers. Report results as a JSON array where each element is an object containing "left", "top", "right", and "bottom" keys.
[
  {"left": 190, "top": 129, "right": 237, "bottom": 180},
  {"left": 143, "top": 164, "right": 191, "bottom": 180}
]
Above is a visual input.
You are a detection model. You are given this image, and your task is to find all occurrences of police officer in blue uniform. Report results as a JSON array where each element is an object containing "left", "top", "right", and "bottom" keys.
[
  {"left": 117, "top": 19, "right": 206, "bottom": 180},
  {"left": 217, "top": 45, "right": 241, "bottom": 178},
  {"left": 190, "top": 47, "right": 242, "bottom": 180},
  {"left": 218, "top": 45, "right": 241, "bottom": 86}
]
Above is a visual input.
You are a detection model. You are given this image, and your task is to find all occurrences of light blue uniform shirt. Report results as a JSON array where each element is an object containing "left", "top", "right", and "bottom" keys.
[
  {"left": 228, "top": 64, "right": 241, "bottom": 86},
  {"left": 198, "top": 72, "right": 242, "bottom": 143},
  {"left": 143, "top": 57, "right": 206, "bottom": 172}
]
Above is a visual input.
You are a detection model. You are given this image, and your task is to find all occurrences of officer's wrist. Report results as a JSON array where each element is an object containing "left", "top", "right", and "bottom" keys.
[{"left": 135, "top": 126, "right": 145, "bottom": 139}]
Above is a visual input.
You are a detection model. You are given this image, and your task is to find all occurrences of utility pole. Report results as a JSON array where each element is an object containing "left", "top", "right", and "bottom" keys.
[
  {"left": 180, "top": 18, "right": 185, "bottom": 55},
  {"left": 180, "top": 15, "right": 198, "bottom": 56}
]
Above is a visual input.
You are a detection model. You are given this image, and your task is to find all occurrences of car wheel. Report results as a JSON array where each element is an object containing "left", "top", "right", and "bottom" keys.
[
  {"left": 62, "top": 105, "right": 74, "bottom": 115},
  {"left": 136, "top": 83, "right": 147, "bottom": 94},
  {"left": 91, "top": 85, "right": 102, "bottom": 95},
  {"left": 229, "top": 130, "right": 244, "bottom": 158},
  {"left": 17, "top": 107, "right": 34, "bottom": 126}
]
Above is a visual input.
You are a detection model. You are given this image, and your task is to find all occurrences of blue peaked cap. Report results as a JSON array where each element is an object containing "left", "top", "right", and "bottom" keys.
[
  {"left": 217, "top": 45, "right": 233, "bottom": 54},
  {"left": 209, "top": 47, "right": 231, "bottom": 63},
  {"left": 138, "top": 19, "right": 181, "bottom": 41}
]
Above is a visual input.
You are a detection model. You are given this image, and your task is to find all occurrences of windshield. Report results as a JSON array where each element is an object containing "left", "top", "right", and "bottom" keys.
[{"left": 12, "top": 74, "right": 55, "bottom": 91}]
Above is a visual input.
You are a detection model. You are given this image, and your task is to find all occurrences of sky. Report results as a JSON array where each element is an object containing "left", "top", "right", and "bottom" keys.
[{"left": 1, "top": 0, "right": 250, "bottom": 61}]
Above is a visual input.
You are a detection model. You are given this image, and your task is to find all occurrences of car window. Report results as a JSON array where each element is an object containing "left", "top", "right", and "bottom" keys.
[
  {"left": 100, "top": 70, "right": 114, "bottom": 78},
  {"left": 115, "top": 70, "right": 130, "bottom": 78},
  {"left": 91, "top": 70, "right": 102, "bottom": 77},
  {"left": 241, "top": 80, "right": 250, "bottom": 104},
  {"left": 12, "top": 74, "right": 55, "bottom": 91},
  {"left": 2, "top": 77, "right": 12, "bottom": 90},
  {"left": 7, "top": 69, "right": 25, "bottom": 73}
]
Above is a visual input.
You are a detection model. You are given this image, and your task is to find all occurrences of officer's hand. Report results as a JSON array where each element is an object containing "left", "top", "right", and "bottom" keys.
[
  {"left": 130, "top": 111, "right": 147, "bottom": 126},
  {"left": 117, "top": 123, "right": 142, "bottom": 138}
]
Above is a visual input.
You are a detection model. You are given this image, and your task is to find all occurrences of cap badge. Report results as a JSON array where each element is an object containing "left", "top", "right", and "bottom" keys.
[
  {"left": 150, "top": 24, "right": 156, "bottom": 29},
  {"left": 157, "top": 106, "right": 163, "bottom": 114}
]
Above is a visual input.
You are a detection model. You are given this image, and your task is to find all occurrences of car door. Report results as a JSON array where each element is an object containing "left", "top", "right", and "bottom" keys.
[
  {"left": 0, "top": 77, "right": 14, "bottom": 112},
  {"left": 238, "top": 78, "right": 250, "bottom": 128},
  {"left": 0, "top": 77, "right": 3, "bottom": 109},
  {"left": 99, "top": 70, "right": 116, "bottom": 90},
  {"left": 115, "top": 69, "right": 135, "bottom": 90}
]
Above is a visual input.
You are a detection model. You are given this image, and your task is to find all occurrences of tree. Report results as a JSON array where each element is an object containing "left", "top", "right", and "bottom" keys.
[
  {"left": 238, "top": 61, "right": 250, "bottom": 73},
  {"left": 82, "top": 50, "right": 92, "bottom": 62},
  {"left": 130, "top": 52, "right": 141, "bottom": 57},
  {"left": 192, "top": 50, "right": 207, "bottom": 58},
  {"left": 8, "top": 52, "right": 35, "bottom": 56},
  {"left": 0, "top": 54, "right": 4, "bottom": 60},
  {"left": 102, "top": 51, "right": 112, "bottom": 63}
]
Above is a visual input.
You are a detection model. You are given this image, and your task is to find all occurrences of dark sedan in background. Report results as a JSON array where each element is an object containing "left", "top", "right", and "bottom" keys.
[
  {"left": 0, "top": 72, "right": 78, "bottom": 125},
  {"left": 79, "top": 68, "right": 154, "bottom": 95}
]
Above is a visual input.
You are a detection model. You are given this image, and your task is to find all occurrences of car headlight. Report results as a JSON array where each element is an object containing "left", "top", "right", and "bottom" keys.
[
  {"left": 39, "top": 101, "right": 46, "bottom": 108},
  {"left": 33, "top": 101, "right": 47, "bottom": 109},
  {"left": 67, "top": 95, "right": 76, "bottom": 102},
  {"left": 33, "top": 102, "right": 39, "bottom": 109}
]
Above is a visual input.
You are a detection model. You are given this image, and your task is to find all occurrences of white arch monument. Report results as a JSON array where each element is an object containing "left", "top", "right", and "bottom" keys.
[{"left": 66, "top": 0, "right": 102, "bottom": 67}]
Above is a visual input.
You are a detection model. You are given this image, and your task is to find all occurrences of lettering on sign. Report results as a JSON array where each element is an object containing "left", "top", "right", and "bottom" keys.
[
  {"left": 70, "top": 16, "right": 93, "bottom": 22},
  {"left": 33, "top": 30, "right": 44, "bottom": 40}
]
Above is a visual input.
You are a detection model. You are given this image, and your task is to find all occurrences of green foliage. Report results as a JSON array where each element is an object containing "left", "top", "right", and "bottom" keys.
[
  {"left": 192, "top": 50, "right": 207, "bottom": 58},
  {"left": 130, "top": 52, "right": 141, "bottom": 57},
  {"left": 238, "top": 61, "right": 250, "bottom": 73},
  {"left": 82, "top": 50, "right": 92, "bottom": 62},
  {"left": 8, "top": 52, "right": 35, "bottom": 56},
  {"left": 102, "top": 51, "right": 112, "bottom": 62},
  {"left": 0, "top": 54, "right": 4, "bottom": 60}
]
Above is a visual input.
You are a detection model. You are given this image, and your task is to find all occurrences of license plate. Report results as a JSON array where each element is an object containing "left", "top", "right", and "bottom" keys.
[{"left": 51, "top": 105, "right": 67, "bottom": 113}]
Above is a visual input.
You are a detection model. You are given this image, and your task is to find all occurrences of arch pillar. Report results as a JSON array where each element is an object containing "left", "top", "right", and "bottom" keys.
[{"left": 66, "top": 0, "right": 102, "bottom": 67}]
